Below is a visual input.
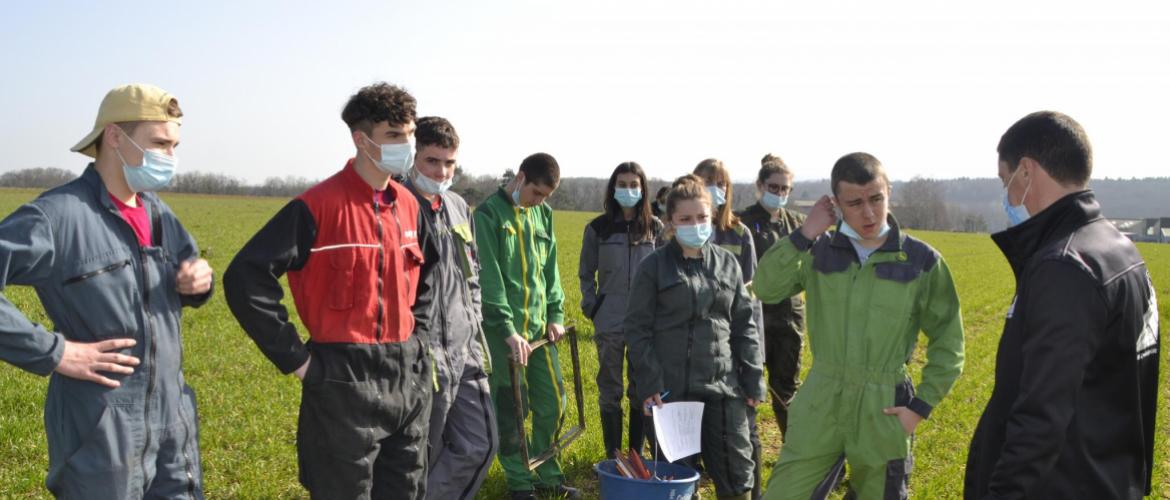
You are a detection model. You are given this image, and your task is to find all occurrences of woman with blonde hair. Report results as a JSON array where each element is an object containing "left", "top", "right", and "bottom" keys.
[
  {"left": 626, "top": 174, "right": 764, "bottom": 500},
  {"left": 693, "top": 158, "right": 765, "bottom": 499}
]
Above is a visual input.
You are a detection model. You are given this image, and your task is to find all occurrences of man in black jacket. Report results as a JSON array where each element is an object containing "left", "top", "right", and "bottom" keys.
[{"left": 965, "top": 111, "right": 1160, "bottom": 499}]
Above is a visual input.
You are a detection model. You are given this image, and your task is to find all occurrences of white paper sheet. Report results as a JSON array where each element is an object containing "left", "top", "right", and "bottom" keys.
[{"left": 651, "top": 401, "right": 704, "bottom": 462}]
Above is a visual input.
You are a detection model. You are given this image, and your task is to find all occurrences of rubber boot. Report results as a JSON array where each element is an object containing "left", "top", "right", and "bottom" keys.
[
  {"left": 749, "top": 407, "right": 763, "bottom": 500},
  {"left": 628, "top": 403, "right": 646, "bottom": 455},
  {"left": 601, "top": 409, "right": 624, "bottom": 458},
  {"left": 752, "top": 438, "right": 763, "bottom": 500}
]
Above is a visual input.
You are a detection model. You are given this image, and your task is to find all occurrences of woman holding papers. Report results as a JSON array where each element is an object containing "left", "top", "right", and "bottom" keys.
[{"left": 625, "top": 174, "right": 765, "bottom": 500}]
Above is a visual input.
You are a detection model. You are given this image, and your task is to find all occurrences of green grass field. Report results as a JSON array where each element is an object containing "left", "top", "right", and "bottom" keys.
[{"left": 0, "top": 188, "right": 1166, "bottom": 499}]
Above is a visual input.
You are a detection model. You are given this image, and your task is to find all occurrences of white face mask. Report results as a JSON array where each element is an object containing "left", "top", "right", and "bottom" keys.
[
  {"left": 362, "top": 134, "right": 414, "bottom": 176},
  {"left": 413, "top": 169, "right": 453, "bottom": 195},
  {"left": 707, "top": 185, "right": 727, "bottom": 207},
  {"left": 116, "top": 128, "right": 176, "bottom": 192},
  {"left": 761, "top": 191, "right": 788, "bottom": 210},
  {"left": 1002, "top": 166, "right": 1032, "bottom": 227}
]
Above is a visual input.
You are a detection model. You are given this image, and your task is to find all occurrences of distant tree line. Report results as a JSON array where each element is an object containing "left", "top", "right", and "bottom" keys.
[
  {"left": 0, "top": 167, "right": 317, "bottom": 198},
  {"left": 0, "top": 167, "right": 76, "bottom": 189},
  {"left": 8, "top": 166, "right": 1170, "bottom": 234}
]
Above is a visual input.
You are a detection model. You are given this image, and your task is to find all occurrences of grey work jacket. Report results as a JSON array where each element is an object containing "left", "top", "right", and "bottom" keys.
[
  {"left": 578, "top": 213, "right": 662, "bottom": 334},
  {"left": 0, "top": 165, "right": 211, "bottom": 489},
  {"left": 407, "top": 183, "right": 490, "bottom": 378}
]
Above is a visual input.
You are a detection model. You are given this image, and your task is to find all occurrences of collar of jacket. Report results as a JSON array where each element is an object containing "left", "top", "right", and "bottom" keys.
[
  {"left": 991, "top": 190, "right": 1099, "bottom": 276},
  {"left": 665, "top": 237, "right": 714, "bottom": 262},
  {"left": 743, "top": 201, "right": 771, "bottom": 221},
  {"left": 829, "top": 213, "right": 905, "bottom": 254},
  {"left": 494, "top": 186, "right": 522, "bottom": 211},
  {"left": 81, "top": 163, "right": 155, "bottom": 218},
  {"left": 340, "top": 158, "right": 399, "bottom": 201},
  {"left": 403, "top": 178, "right": 445, "bottom": 213}
]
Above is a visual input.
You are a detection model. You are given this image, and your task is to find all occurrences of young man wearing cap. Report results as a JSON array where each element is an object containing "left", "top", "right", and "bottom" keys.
[
  {"left": 475, "top": 153, "right": 578, "bottom": 500},
  {"left": 0, "top": 83, "right": 214, "bottom": 498},
  {"left": 404, "top": 116, "right": 498, "bottom": 499},
  {"left": 224, "top": 82, "right": 431, "bottom": 499}
]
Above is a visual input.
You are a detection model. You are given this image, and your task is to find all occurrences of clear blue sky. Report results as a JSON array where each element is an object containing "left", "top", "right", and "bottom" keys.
[{"left": 2, "top": 1, "right": 1167, "bottom": 184}]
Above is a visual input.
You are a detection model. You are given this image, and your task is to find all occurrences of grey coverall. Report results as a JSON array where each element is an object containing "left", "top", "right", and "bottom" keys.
[
  {"left": 407, "top": 183, "right": 499, "bottom": 500},
  {"left": 578, "top": 213, "right": 662, "bottom": 458},
  {"left": 0, "top": 166, "right": 211, "bottom": 499}
]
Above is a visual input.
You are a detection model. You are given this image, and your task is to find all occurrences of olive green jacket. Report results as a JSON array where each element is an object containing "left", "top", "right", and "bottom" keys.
[{"left": 625, "top": 240, "right": 765, "bottom": 402}]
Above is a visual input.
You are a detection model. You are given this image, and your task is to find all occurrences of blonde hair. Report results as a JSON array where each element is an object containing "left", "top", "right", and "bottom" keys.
[{"left": 693, "top": 158, "right": 739, "bottom": 232}]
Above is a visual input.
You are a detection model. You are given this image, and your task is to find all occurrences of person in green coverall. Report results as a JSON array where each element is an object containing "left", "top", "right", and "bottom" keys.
[
  {"left": 474, "top": 153, "right": 579, "bottom": 500},
  {"left": 755, "top": 152, "right": 965, "bottom": 500}
]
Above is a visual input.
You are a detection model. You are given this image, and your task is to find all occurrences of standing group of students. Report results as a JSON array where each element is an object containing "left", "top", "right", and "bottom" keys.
[{"left": 0, "top": 78, "right": 1160, "bottom": 500}]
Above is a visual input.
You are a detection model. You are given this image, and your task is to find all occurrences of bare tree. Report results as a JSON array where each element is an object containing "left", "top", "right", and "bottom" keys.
[{"left": 896, "top": 177, "right": 950, "bottom": 230}]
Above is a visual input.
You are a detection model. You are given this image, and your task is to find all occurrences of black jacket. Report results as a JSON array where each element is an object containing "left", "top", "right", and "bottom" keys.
[
  {"left": 965, "top": 191, "right": 1160, "bottom": 500},
  {"left": 736, "top": 202, "right": 806, "bottom": 323}
]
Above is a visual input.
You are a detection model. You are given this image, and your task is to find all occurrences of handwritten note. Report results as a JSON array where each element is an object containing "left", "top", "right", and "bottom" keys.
[{"left": 652, "top": 401, "right": 704, "bottom": 462}]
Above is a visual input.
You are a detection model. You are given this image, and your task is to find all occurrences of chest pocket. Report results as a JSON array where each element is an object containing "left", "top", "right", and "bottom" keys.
[
  {"left": 402, "top": 243, "right": 424, "bottom": 304},
  {"left": 327, "top": 247, "right": 359, "bottom": 310},
  {"left": 872, "top": 262, "right": 921, "bottom": 321},
  {"left": 655, "top": 271, "right": 692, "bottom": 326},
  {"left": 61, "top": 251, "right": 138, "bottom": 339},
  {"left": 712, "top": 276, "right": 737, "bottom": 312},
  {"left": 451, "top": 222, "right": 477, "bottom": 281},
  {"left": 500, "top": 222, "right": 517, "bottom": 259},
  {"left": 597, "top": 237, "right": 629, "bottom": 293},
  {"left": 533, "top": 228, "right": 553, "bottom": 265}
]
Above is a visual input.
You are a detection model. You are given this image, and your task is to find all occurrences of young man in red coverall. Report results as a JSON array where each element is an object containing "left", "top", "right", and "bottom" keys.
[{"left": 225, "top": 82, "right": 431, "bottom": 500}]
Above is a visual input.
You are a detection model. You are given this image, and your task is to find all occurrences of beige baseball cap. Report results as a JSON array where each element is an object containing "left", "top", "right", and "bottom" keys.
[{"left": 71, "top": 83, "right": 183, "bottom": 158}]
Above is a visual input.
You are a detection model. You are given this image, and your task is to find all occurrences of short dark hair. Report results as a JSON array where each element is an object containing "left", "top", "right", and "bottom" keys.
[
  {"left": 415, "top": 116, "right": 459, "bottom": 151},
  {"left": 758, "top": 153, "right": 793, "bottom": 185},
  {"left": 830, "top": 152, "right": 889, "bottom": 196},
  {"left": 341, "top": 82, "right": 417, "bottom": 135},
  {"left": 998, "top": 111, "right": 1092, "bottom": 186},
  {"left": 519, "top": 152, "right": 560, "bottom": 188}
]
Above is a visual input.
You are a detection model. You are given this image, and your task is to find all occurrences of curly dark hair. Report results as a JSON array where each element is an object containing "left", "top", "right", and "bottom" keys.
[
  {"left": 341, "top": 82, "right": 417, "bottom": 134},
  {"left": 416, "top": 116, "right": 459, "bottom": 150}
]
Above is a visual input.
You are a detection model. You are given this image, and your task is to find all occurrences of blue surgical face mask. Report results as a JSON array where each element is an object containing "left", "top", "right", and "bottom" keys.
[
  {"left": 761, "top": 191, "right": 788, "bottom": 210},
  {"left": 675, "top": 222, "right": 713, "bottom": 248},
  {"left": 838, "top": 219, "right": 890, "bottom": 241},
  {"left": 707, "top": 185, "right": 727, "bottom": 207},
  {"left": 363, "top": 134, "right": 414, "bottom": 176},
  {"left": 614, "top": 188, "right": 642, "bottom": 208},
  {"left": 1002, "top": 167, "right": 1032, "bottom": 227},
  {"left": 512, "top": 186, "right": 523, "bottom": 206},
  {"left": 116, "top": 128, "right": 176, "bottom": 193},
  {"left": 413, "top": 170, "right": 453, "bottom": 195}
]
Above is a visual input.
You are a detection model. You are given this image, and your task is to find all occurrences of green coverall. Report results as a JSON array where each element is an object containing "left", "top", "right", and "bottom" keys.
[
  {"left": 754, "top": 220, "right": 964, "bottom": 500},
  {"left": 474, "top": 188, "right": 568, "bottom": 492}
]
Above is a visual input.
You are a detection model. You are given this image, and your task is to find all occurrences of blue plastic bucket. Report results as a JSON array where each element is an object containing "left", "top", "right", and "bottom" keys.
[{"left": 594, "top": 459, "right": 700, "bottom": 500}]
